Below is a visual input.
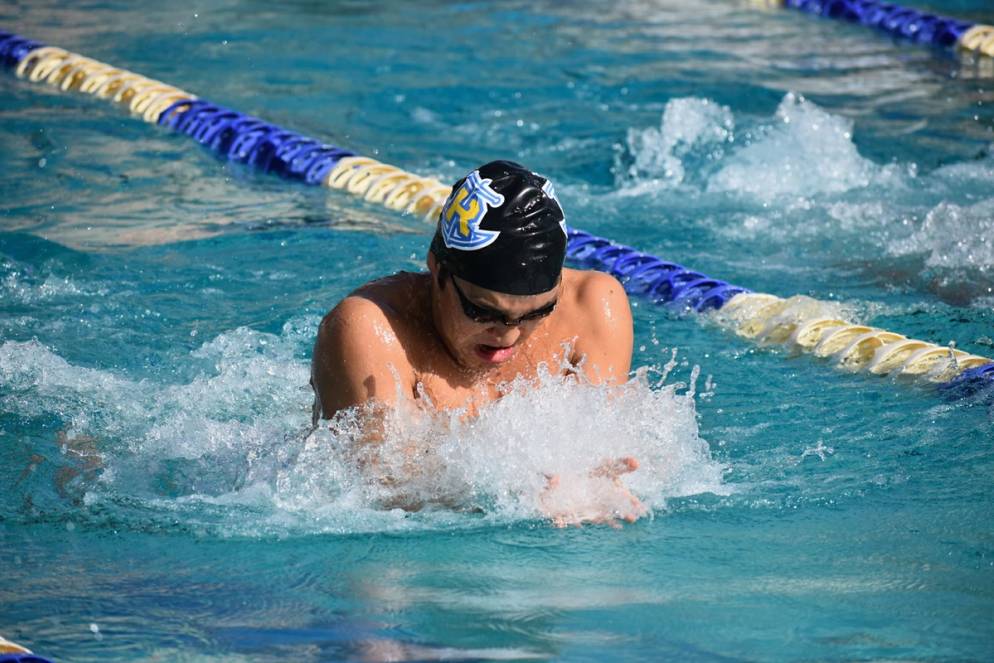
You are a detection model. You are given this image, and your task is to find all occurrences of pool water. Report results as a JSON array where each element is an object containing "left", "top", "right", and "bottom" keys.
[{"left": 2, "top": 0, "right": 994, "bottom": 660}]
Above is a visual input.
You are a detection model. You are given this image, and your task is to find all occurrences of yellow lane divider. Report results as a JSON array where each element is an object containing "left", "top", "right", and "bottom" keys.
[
  {"left": 15, "top": 46, "right": 197, "bottom": 123},
  {"left": 719, "top": 293, "right": 992, "bottom": 382}
]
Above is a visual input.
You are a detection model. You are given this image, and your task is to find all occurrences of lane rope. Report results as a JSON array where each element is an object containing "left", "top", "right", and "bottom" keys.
[
  {"left": 771, "top": 0, "right": 994, "bottom": 56},
  {"left": 567, "top": 230, "right": 994, "bottom": 388},
  {"left": 1, "top": 30, "right": 991, "bottom": 396},
  {"left": 1, "top": 35, "right": 451, "bottom": 222},
  {"left": 0, "top": 634, "right": 53, "bottom": 663}
]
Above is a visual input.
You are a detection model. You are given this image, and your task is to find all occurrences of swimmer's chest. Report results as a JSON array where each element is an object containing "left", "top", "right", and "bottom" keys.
[{"left": 413, "top": 341, "right": 576, "bottom": 415}]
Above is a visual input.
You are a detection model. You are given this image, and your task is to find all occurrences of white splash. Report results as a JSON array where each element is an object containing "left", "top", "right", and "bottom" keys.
[
  {"left": 620, "top": 97, "right": 734, "bottom": 188},
  {"left": 0, "top": 326, "right": 727, "bottom": 537},
  {"left": 886, "top": 198, "right": 994, "bottom": 273},
  {"left": 617, "top": 92, "right": 897, "bottom": 200},
  {"left": 709, "top": 93, "right": 883, "bottom": 198}
]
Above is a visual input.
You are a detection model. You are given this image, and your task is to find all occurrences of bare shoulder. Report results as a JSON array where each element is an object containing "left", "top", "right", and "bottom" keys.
[
  {"left": 319, "top": 290, "right": 395, "bottom": 344},
  {"left": 565, "top": 268, "right": 632, "bottom": 333},
  {"left": 568, "top": 267, "right": 627, "bottom": 299},
  {"left": 312, "top": 272, "right": 426, "bottom": 418},
  {"left": 561, "top": 268, "right": 633, "bottom": 384},
  {"left": 319, "top": 278, "right": 406, "bottom": 349}
]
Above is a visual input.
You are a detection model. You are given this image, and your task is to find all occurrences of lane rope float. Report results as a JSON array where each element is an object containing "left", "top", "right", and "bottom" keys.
[
  {"left": 567, "top": 229, "right": 994, "bottom": 388},
  {"left": 0, "top": 634, "right": 53, "bottom": 663},
  {"left": 1, "top": 30, "right": 992, "bottom": 396},
  {"left": 768, "top": 0, "right": 994, "bottom": 57},
  {"left": 0, "top": 33, "right": 451, "bottom": 222},
  {"left": 13, "top": 44, "right": 196, "bottom": 122}
]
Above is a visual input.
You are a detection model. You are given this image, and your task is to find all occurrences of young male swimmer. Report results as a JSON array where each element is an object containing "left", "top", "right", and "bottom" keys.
[{"left": 311, "top": 160, "right": 645, "bottom": 526}]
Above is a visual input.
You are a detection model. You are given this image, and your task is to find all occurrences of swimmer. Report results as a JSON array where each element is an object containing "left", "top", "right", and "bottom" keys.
[{"left": 311, "top": 160, "right": 645, "bottom": 526}]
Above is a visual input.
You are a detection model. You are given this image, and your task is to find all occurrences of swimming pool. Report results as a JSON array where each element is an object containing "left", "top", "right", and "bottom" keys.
[{"left": 2, "top": 0, "right": 994, "bottom": 660}]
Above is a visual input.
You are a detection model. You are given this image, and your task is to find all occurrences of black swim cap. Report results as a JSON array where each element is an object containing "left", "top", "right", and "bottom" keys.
[{"left": 430, "top": 160, "right": 567, "bottom": 296}]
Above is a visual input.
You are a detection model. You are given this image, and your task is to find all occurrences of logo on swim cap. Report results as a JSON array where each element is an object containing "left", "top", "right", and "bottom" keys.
[
  {"left": 440, "top": 169, "right": 505, "bottom": 251},
  {"left": 541, "top": 179, "right": 568, "bottom": 237}
]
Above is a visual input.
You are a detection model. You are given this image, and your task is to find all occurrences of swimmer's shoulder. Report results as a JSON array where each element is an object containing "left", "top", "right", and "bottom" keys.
[
  {"left": 313, "top": 273, "right": 428, "bottom": 409},
  {"left": 561, "top": 267, "right": 633, "bottom": 353},
  {"left": 313, "top": 274, "right": 428, "bottom": 417},
  {"left": 563, "top": 267, "right": 630, "bottom": 316},
  {"left": 318, "top": 272, "right": 429, "bottom": 358},
  {"left": 348, "top": 271, "right": 428, "bottom": 319}
]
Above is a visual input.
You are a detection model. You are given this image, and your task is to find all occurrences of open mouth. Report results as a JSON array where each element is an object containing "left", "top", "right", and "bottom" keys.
[{"left": 475, "top": 344, "right": 516, "bottom": 363}]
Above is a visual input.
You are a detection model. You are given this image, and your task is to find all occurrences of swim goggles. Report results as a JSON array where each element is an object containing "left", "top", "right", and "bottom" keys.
[{"left": 449, "top": 273, "right": 557, "bottom": 326}]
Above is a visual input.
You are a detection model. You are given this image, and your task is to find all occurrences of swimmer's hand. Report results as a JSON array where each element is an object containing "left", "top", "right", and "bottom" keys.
[{"left": 539, "top": 457, "right": 648, "bottom": 528}]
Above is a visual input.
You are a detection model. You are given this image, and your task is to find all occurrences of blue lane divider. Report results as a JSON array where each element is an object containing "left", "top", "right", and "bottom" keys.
[
  {"left": 567, "top": 226, "right": 994, "bottom": 394},
  {"left": 783, "top": 0, "right": 973, "bottom": 47},
  {"left": 157, "top": 99, "right": 356, "bottom": 184},
  {"left": 565, "top": 229, "right": 749, "bottom": 311},
  {"left": 0, "top": 655, "right": 55, "bottom": 663},
  {"left": 0, "top": 31, "right": 46, "bottom": 68},
  {"left": 940, "top": 363, "right": 994, "bottom": 399}
]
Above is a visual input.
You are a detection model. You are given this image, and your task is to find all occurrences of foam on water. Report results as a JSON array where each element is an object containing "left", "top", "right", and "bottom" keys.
[
  {"left": 614, "top": 93, "right": 994, "bottom": 304},
  {"left": 708, "top": 93, "right": 888, "bottom": 198},
  {"left": 617, "top": 93, "right": 893, "bottom": 199},
  {"left": 887, "top": 198, "right": 994, "bottom": 273},
  {"left": 0, "top": 325, "right": 726, "bottom": 537}
]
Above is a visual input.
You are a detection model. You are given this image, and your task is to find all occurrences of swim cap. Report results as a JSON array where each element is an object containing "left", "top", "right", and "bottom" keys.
[{"left": 430, "top": 160, "right": 567, "bottom": 295}]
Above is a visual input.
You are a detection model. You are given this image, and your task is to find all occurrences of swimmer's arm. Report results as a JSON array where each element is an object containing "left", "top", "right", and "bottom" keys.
[
  {"left": 573, "top": 271, "right": 633, "bottom": 386},
  {"left": 542, "top": 274, "right": 642, "bottom": 527},
  {"left": 312, "top": 297, "right": 440, "bottom": 508},
  {"left": 311, "top": 295, "right": 413, "bottom": 421}
]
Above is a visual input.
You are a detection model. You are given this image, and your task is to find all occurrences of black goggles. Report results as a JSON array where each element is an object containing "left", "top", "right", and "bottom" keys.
[{"left": 449, "top": 273, "right": 557, "bottom": 326}]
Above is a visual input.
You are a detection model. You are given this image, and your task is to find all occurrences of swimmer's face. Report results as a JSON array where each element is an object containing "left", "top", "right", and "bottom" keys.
[{"left": 433, "top": 264, "right": 560, "bottom": 369}]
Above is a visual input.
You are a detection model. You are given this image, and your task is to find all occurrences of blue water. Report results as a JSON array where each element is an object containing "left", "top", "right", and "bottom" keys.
[{"left": 2, "top": 1, "right": 994, "bottom": 660}]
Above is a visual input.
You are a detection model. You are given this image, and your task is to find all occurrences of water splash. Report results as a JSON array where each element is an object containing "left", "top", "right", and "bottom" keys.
[
  {"left": 618, "top": 97, "right": 735, "bottom": 189},
  {"left": 886, "top": 198, "right": 994, "bottom": 273},
  {"left": 708, "top": 93, "right": 887, "bottom": 199},
  {"left": 0, "top": 327, "right": 727, "bottom": 537},
  {"left": 617, "top": 92, "right": 892, "bottom": 199},
  {"left": 613, "top": 94, "right": 994, "bottom": 304}
]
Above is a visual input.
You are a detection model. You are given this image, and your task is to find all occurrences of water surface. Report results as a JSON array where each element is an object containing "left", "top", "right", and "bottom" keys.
[{"left": 2, "top": 1, "right": 993, "bottom": 660}]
